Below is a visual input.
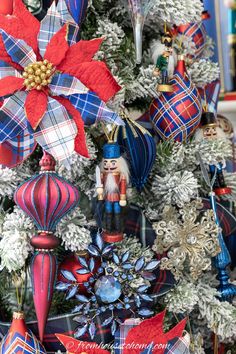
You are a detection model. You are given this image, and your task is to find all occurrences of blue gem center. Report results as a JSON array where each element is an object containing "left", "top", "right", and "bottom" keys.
[{"left": 94, "top": 275, "right": 122, "bottom": 304}]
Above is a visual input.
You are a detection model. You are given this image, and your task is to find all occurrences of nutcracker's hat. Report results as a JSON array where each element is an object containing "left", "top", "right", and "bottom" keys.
[
  {"left": 161, "top": 31, "right": 172, "bottom": 47},
  {"left": 103, "top": 142, "right": 121, "bottom": 159},
  {"left": 200, "top": 111, "right": 217, "bottom": 127}
]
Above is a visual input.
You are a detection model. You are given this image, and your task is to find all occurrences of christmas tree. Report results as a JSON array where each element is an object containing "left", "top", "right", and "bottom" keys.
[{"left": 0, "top": 0, "right": 235, "bottom": 353}]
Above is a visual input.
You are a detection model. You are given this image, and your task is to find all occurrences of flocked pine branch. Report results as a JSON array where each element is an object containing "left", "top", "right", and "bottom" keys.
[
  {"left": 149, "top": 0, "right": 203, "bottom": 26},
  {"left": 188, "top": 59, "right": 220, "bottom": 88}
]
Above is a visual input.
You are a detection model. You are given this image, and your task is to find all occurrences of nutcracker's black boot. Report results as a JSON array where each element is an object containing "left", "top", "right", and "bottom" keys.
[
  {"left": 105, "top": 213, "right": 113, "bottom": 233},
  {"left": 217, "top": 170, "right": 227, "bottom": 188},
  {"left": 114, "top": 214, "right": 122, "bottom": 233}
]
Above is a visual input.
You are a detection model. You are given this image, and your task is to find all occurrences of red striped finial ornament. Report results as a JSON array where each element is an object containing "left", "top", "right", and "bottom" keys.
[{"left": 14, "top": 151, "right": 79, "bottom": 342}]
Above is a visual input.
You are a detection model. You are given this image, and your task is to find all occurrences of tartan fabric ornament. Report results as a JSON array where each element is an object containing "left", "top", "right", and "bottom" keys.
[
  {"left": 0, "top": 132, "right": 36, "bottom": 167},
  {"left": 0, "top": 312, "right": 46, "bottom": 354},
  {"left": 198, "top": 79, "right": 221, "bottom": 115},
  {"left": 0, "top": 0, "right": 122, "bottom": 166},
  {"left": 150, "top": 58, "right": 202, "bottom": 142},
  {"left": 177, "top": 22, "right": 207, "bottom": 59}
]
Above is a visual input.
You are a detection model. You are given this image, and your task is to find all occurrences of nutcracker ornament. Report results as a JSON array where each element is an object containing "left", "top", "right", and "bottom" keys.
[
  {"left": 152, "top": 30, "right": 175, "bottom": 92},
  {"left": 195, "top": 112, "right": 232, "bottom": 196},
  {"left": 96, "top": 142, "right": 129, "bottom": 243}
]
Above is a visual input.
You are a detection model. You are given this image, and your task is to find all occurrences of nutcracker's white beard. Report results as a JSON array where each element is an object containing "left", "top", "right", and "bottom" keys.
[
  {"left": 102, "top": 156, "right": 130, "bottom": 194},
  {"left": 104, "top": 173, "right": 119, "bottom": 194}
]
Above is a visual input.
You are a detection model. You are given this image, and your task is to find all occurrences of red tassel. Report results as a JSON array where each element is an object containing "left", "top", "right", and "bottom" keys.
[{"left": 31, "top": 252, "right": 57, "bottom": 342}]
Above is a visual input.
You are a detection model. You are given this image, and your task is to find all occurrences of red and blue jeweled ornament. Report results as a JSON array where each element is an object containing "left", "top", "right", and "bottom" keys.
[
  {"left": 14, "top": 151, "right": 80, "bottom": 342},
  {"left": 0, "top": 312, "right": 46, "bottom": 354},
  {"left": 149, "top": 57, "right": 202, "bottom": 142}
]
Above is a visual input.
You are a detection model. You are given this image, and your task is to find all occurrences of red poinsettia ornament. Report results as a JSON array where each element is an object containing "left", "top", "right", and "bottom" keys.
[{"left": 0, "top": 0, "right": 123, "bottom": 166}]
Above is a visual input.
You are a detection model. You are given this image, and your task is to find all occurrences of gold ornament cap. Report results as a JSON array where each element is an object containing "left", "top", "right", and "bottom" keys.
[
  {"left": 13, "top": 312, "right": 25, "bottom": 320},
  {"left": 177, "top": 54, "right": 185, "bottom": 61},
  {"left": 76, "top": 250, "right": 88, "bottom": 257}
]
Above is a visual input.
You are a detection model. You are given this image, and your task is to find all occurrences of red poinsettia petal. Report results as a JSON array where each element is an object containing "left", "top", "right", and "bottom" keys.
[
  {"left": 58, "top": 60, "right": 121, "bottom": 102},
  {"left": 44, "top": 24, "right": 69, "bottom": 67},
  {"left": 0, "top": 76, "right": 24, "bottom": 97},
  {"left": 55, "top": 96, "right": 89, "bottom": 158},
  {"left": 123, "top": 311, "right": 186, "bottom": 354},
  {"left": 165, "top": 318, "right": 187, "bottom": 342},
  {"left": 25, "top": 90, "right": 48, "bottom": 130},
  {"left": 0, "top": 0, "right": 40, "bottom": 68},
  {"left": 58, "top": 38, "right": 104, "bottom": 66}
]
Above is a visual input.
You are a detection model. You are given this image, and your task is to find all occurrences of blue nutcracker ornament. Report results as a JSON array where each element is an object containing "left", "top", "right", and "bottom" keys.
[{"left": 96, "top": 142, "right": 130, "bottom": 243}]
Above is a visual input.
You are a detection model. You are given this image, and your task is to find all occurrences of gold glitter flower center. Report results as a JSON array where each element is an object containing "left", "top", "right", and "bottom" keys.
[{"left": 23, "top": 59, "right": 54, "bottom": 91}]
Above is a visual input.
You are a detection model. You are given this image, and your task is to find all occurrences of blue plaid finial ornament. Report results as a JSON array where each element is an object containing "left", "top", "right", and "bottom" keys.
[{"left": 103, "top": 142, "right": 121, "bottom": 159}]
